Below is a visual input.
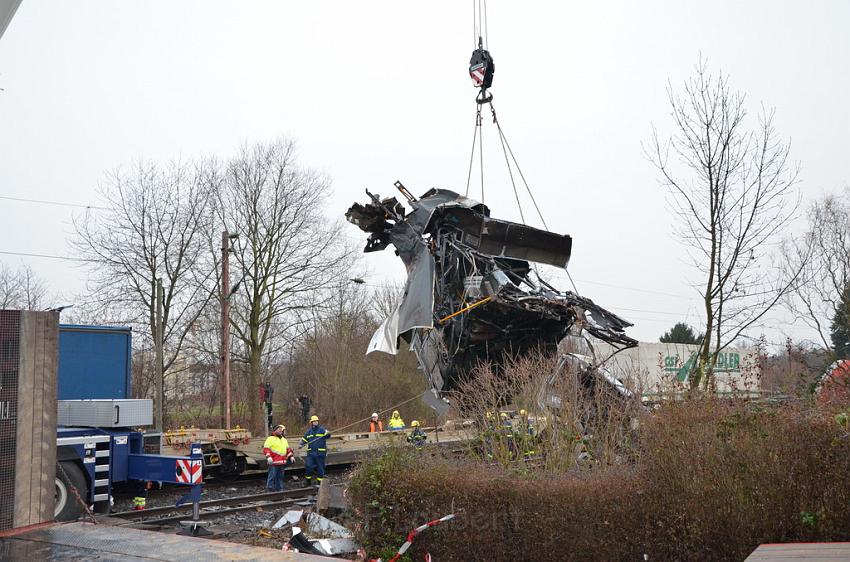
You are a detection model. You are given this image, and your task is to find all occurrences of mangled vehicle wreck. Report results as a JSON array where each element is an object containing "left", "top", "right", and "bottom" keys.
[{"left": 346, "top": 182, "right": 638, "bottom": 413}]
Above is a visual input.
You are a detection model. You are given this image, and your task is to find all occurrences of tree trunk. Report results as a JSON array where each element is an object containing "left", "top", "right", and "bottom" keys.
[{"left": 249, "top": 346, "right": 263, "bottom": 434}]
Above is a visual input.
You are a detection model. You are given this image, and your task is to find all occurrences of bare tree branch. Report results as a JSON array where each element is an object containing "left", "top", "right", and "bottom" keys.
[
  {"left": 782, "top": 188, "right": 850, "bottom": 356},
  {"left": 217, "top": 139, "right": 356, "bottom": 432},
  {"left": 645, "top": 58, "right": 803, "bottom": 387},
  {"left": 72, "top": 160, "right": 218, "bottom": 419},
  {"left": 0, "top": 263, "right": 50, "bottom": 310}
]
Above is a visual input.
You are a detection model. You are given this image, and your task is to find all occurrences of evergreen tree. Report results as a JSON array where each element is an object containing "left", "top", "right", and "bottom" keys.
[
  {"left": 660, "top": 322, "right": 703, "bottom": 345},
  {"left": 830, "top": 285, "right": 850, "bottom": 360}
]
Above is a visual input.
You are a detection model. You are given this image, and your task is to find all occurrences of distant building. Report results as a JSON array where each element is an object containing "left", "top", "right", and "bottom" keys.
[{"left": 595, "top": 342, "right": 761, "bottom": 397}]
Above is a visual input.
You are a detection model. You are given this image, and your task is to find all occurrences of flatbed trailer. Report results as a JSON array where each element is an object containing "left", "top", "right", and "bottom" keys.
[{"left": 161, "top": 422, "right": 476, "bottom": 473}]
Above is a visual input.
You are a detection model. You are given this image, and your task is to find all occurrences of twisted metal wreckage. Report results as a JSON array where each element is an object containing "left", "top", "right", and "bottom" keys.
[{"left": 346, "top": 182, "right": 638, "bottom": 414}]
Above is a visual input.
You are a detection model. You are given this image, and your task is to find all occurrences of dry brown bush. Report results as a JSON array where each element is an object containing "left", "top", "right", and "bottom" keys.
[
  {"left": 450, "top": 348, "right": 643, "bottom": 472},
  {"left": 349, "top": 399, "right": 850, "bottom": 561}
]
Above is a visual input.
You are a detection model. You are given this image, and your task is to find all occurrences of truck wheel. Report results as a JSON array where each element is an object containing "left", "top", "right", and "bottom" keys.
[
  {"left": 55, "top": 462, "right": 86, "bottom": 521},
  {"left": 218, "top": 449, "right": 246, "bottom": 477}
]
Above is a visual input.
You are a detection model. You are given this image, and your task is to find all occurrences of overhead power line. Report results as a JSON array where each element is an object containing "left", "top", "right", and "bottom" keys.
[
  {"left": 0, "top": 194, "right": 108, "bottom": 210},
  {"left": 0, "top": 250, "right": 90, "bottom": 262},
  {"left": 610, "top": 306, "right": 690, "bottom": 317},
  {"left": 0, "top": 250, "right": 696, "bottom": 305},
  {"left": 572, "top": 277, "right": 693, "bottom": 300}
]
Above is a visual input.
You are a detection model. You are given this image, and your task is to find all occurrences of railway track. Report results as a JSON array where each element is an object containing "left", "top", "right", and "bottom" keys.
[
  {"left": 198, "top": 469, "right": 269, "bottom": 488},
  {"left": 112, "top": 486, "right": 317, "bottom": 526}
]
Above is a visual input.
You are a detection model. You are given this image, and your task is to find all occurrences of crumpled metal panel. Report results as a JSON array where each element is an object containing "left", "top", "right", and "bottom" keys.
[
  {"left": 431, "top": 206, "right": 572, "bottom": 268},
  {"left": 346, "top": 184, "right": 637, "bottom": 399}
]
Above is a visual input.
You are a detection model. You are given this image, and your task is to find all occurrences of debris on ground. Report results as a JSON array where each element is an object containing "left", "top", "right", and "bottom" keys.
[
  {"left": 311, "top": 537, "right": 360, "bottom": 556},
  {"left": 304, "top": 512, "right": 353, "bottom": 539},
  {"left": 285, "top": 526, "right": 332, "bottom": 556},
  {"left": 272, "top": 509, "right": 304, "bottom": 529}
]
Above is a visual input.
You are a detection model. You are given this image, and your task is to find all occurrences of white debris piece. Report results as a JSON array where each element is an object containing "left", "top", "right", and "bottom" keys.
[
  {"left": 313, "top": 538, "right": 361, "bottom": 556},
  {"left": 272, "top": 510, "right": 304, "bottom": 529},
  {"left": 305, "top": 512, "right": 354, "bottom": 538}
]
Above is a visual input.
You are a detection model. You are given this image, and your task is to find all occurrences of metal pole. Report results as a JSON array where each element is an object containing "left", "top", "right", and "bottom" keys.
[
  {"left": 155, "top": 277, "right": 164, "bottom": 432},
  {"left": 221, "top": 231, "right": 232, "bottom": 430}
]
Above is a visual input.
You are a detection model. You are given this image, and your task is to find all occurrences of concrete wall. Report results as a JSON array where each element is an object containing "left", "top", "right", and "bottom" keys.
[{"left": 0, "top": 310, "right": 59, "bottom": 530}]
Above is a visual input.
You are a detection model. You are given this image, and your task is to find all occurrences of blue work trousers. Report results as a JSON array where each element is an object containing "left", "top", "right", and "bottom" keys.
[
  {"left": 304, "top": 453, "right": 326, "bottom": 485},
  {"left": 266, "top": 464, "right": 285, "bottom": 491}
]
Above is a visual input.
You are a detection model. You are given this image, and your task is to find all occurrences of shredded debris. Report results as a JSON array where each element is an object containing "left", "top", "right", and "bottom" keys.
[
  {"left": 346, "top": 185, "right": 638, "bottom": 408},
  {"left": 304, "top": 512, "right": 354, "bottom": 539}
]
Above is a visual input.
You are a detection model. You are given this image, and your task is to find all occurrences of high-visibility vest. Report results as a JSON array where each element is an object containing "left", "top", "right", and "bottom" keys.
[
  {"left": 388, "top": 416, "right": 405, "bottom": 430},
  {"left": 370, "top": 420, "right": 383, "bottom": 432},
  {"left": 263, "top": 435, "right": 291, "bottom": 465}
]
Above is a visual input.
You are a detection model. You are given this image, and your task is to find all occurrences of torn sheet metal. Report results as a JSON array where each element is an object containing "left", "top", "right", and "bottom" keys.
[
  {"left": 272, "top": 510, "right": 304, "bottom": 529},
  {"left": 304, "top": 512, "right": 354, "bottom": 539},
  {"left": 313, "top": 538, "right": 360, "bottom": 556},
  {"left": 286, "top": 527, "right": 326, "bottom": 555},
  {"left": 346, "top": 184, "right": 637, "bottom": 398},
  {"left": 367, "top": 305, "right": 400, "bottom": 354}
]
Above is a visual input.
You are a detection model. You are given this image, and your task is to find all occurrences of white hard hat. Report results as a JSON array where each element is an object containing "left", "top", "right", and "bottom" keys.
[{"left": 371, "top": 412, "right": 378, "bottom": 418}]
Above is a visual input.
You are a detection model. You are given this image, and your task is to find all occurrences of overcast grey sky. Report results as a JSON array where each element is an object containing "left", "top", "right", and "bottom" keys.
[{"left": 0, "top": 1, "right": 848, "bottom": 345}]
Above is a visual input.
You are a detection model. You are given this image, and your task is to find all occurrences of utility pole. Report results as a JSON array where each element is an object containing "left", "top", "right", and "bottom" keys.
[
  {"left": 155, "top": 277, "right": 164, "bottom": 432},
  {"left": 221, "top": 231, "right": 232, "bottom": 430}
]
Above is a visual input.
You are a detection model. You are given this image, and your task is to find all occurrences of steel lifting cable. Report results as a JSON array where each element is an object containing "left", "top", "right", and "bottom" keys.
[
  {"left": 478, "top": 0, "right": 484, "bottom": 45},
  {"left": 490, "top": 99, "right": 583, "bottom": 294},
  {"left": 471, "top": 0, "right": 477, "bottom": 48},
  {"left": 492, "top": 109, "right": 548, "bottom": 230},
  {"left": 482, "top": 0, "right": 489, "bottom": 49},
  {"left": 464, "top": 106, "right": 480, "bottom": 197},
  {"left": 463, "top": 2, "right": 580, "bottom": 295},
  {"left": 464, "top": 104, "right": 485, "bottom": 202},
  {"left": 489, "top": 99, "right": 584, "bottom": 293},
  {"left": 299, "top": 391, "right": 426, "bottom": 448},
  {"left": 478, "top": 108, "right": 485, "bottom": 202},
  {"left": 491, "top": 103, "right": 525, "bottom": 225},
  {"left": 467, "top": 0, "right": 493, "bottom": 202}
]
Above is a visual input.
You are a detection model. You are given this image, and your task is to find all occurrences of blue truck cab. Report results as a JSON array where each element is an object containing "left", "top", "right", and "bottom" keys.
[{"left": 54, "top": 325, "right": 202, "bottom": 521}]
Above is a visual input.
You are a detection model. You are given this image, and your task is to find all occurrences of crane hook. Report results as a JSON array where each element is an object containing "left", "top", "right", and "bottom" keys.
[{"left": 469, "top": 37, "right": 494, "bottom": 104}]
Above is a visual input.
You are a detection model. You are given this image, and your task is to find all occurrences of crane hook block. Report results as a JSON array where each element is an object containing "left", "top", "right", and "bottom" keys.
[{"left": 469, "top": 47, "right": 495, "bottom": 90}]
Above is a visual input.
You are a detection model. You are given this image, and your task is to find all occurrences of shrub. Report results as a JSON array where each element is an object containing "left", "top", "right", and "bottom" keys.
[{"left": 348, "top": 400, "right": 850, "bottom": 561}]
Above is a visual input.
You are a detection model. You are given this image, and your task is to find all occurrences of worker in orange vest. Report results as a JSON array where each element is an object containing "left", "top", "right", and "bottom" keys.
[{"left": 369, "top": 412, "right": 383, "bottom": 432}]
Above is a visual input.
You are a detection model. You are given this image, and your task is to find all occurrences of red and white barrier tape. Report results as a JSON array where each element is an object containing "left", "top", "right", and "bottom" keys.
[{"left": 386, "top": 513, "right": 459, "bottom": 562}]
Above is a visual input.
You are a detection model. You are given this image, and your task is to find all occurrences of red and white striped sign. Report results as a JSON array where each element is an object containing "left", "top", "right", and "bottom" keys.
[
  {"left": 470, "top": 63, "right": 486, "bottom": 87},
  {"left": 175, "top": 459, "right": 203, "bottom": 484}
]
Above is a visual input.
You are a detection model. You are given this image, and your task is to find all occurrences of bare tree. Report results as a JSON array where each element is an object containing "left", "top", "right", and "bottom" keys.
[
  {"left": 370, "top": 281, "right": 404, "bottom": 320},
  {"left": 0, "top": 263, "right": 18, "bottom": 309},
  {"left": 286, "top": 280, "right": 428, "bottom": 429},
  {"left": 0, "top": 263, "right": 49, "bottom": 310},
  {"left": 219, "top": 139, "right": 354, "bottom": 432},
  {"left": 73, "top": 161, "right": 218, "bottom": 411},
  {"left": 782, "top": 189, "right": 850, "bottom": 354},
  {"left": 647, "top": 59, "right": 802, "bottom": 387}
]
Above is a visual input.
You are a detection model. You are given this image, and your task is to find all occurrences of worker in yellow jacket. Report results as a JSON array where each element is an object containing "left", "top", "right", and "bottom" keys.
[
  {"left": 263, "top": 424, "right": 294, "bottom": 491},
  {"left": 387, "top": 410, "right": 406, "bottom": 431}
]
